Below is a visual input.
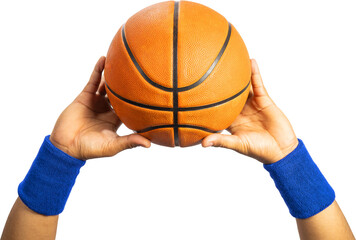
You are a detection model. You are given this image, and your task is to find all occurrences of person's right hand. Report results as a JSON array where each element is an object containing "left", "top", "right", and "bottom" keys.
[
  {"left": 202, "top": 59, "right": 298, "bottom": 164},
  {"left": 50, "top": 57, "right": 151, "bottom": 160}
]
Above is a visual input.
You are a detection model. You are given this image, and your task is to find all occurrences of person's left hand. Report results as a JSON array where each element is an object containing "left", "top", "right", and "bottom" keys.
[{"left": 50, "top": 56, "right": 151, "bottom": 160}]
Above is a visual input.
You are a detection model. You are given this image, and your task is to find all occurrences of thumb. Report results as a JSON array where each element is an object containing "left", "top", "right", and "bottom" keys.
[
  {"left": 111, "top": 134, "right": 151, "bottom": 154},
  {"left": 202, "top": 133, "right": 242, "bottom": 151}
]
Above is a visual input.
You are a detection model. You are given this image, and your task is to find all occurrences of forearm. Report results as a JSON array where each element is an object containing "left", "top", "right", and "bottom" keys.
[
  {"left": 264, "top": 139, "right": 354, "bottom": 239},
  {"left": 296, "top": 201, "right": 355, "bottom": 240},
  {"left": 1, "top": 136, "right": 85, "bottom": 240},
  {"left": 1, "top": 198, "right": 58, "bottom": 240}
]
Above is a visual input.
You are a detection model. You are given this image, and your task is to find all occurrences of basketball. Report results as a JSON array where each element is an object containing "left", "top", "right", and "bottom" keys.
[{"left": 104, "top": 1, "right": 251, "bottom": 147}]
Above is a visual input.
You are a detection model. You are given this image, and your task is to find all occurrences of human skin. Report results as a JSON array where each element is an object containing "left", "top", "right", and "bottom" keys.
[
  {"left": 201, "top": 59, "right": 355, "bottom": 240},
  {"left": 1, "top": 57, "right": 151, "bottom": 240},
  {"left": 1, "top": 58, "right": 354, "bottom": 240}
]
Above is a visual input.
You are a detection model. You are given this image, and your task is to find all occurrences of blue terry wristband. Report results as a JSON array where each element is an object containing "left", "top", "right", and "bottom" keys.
[
  {"left": 264, "top": 139, "right": 335, "bottom": 219},
  {"left": 18, "top": 135, "right": 85, "bottom": 215}
]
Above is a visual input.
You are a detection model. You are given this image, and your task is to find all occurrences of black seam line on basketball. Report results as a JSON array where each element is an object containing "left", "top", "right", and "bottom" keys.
[
  {"left": 105, "top": 83, "right": 172, "bottom": 111},
  {"left": 121, "top": 22, "right": 231, "bottom": 93},
  {"left": 121, "top": 25, "right": 173, "bottom": 92},
  {"left": 106, "top": 80, "right": 250, "bottom": 112},
  {"left": 173, "top": 1, "right": 179, "bottom": 146},
  {"left": 176, "top": 23, "right": 232, "bottom": 92},
  {"left": 178, "top": 80, "right": 250, "bottom": 111},
  {"left": 136, "top": 124, "right": 219, "bottom": 134}
]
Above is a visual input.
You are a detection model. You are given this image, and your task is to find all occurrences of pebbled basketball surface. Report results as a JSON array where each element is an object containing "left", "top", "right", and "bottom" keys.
[{"left": 104, "top": 1, "right": 251, "bottom": 147}]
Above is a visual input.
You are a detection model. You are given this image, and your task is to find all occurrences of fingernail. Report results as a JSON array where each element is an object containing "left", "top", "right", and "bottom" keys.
[
  {"left": 205, "top": 142, "right": 214, "bottom": 147},
  {"left": 139, "top": 143, "right": 150, "bottom": 148}
]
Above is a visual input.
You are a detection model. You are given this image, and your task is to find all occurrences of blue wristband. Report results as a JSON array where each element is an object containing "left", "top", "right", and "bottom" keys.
[
  {"left": 18, "top": 135, "right": 85, "bottom": 215},
  {"left": 264, "top": 139, "right": 335, "bottom": 219}
]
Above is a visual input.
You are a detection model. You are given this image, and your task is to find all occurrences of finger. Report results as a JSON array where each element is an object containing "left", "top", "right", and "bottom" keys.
[
  {"left": 250, "top": 59, "right": 268, "bottom": 97},
  {"left": 248, "top": 84, "right": 254, "bottom": 98},
  {"left": 111, "top": 134, "right": 151, "bottom": 154},
  {"left": 83, "top": 56, "right": 106, "bottom": 94},
  {"left": 105, "top": 95, "right": 113, "bottom": 109},
  {"left": 97, "top": 75, "right": 107, "bottom": 96},
  {"left": 202, "top": 133, "right": 242, "bottom": 150}
]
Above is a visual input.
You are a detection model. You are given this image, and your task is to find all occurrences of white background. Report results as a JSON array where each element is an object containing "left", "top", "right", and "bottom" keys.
[{"left": 1, "top": 0, "right": 355, "bottom": 239}]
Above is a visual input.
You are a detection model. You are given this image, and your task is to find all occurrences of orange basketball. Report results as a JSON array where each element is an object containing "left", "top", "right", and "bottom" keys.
[{"left": 104, "top": 1, "right": 251, "bottom": 147}]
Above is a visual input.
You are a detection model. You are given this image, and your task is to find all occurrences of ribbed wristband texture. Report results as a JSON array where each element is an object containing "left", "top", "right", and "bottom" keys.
[
  {"left": 264, "top": 139, "right": 335, "bottom": 219},
  {"left": 18, "top": 135, "right": 85, "bottom": 215}
]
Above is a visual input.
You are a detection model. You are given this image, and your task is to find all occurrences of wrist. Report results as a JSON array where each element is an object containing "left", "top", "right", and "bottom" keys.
[
  {"left": 264, "top": 139, "right": 335, "bottom": 219},
  {"left": 49, "top": 135, "right": 68, "bottom": 152},
  {"left": 272, "top": 137, "right": 299, "bottom": 164},
  {"left": 18, "top": 135, "right": 85, "bottom": 215},
  {"left": 49, "top": 134, "right": 82, "bottom": 160}
]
